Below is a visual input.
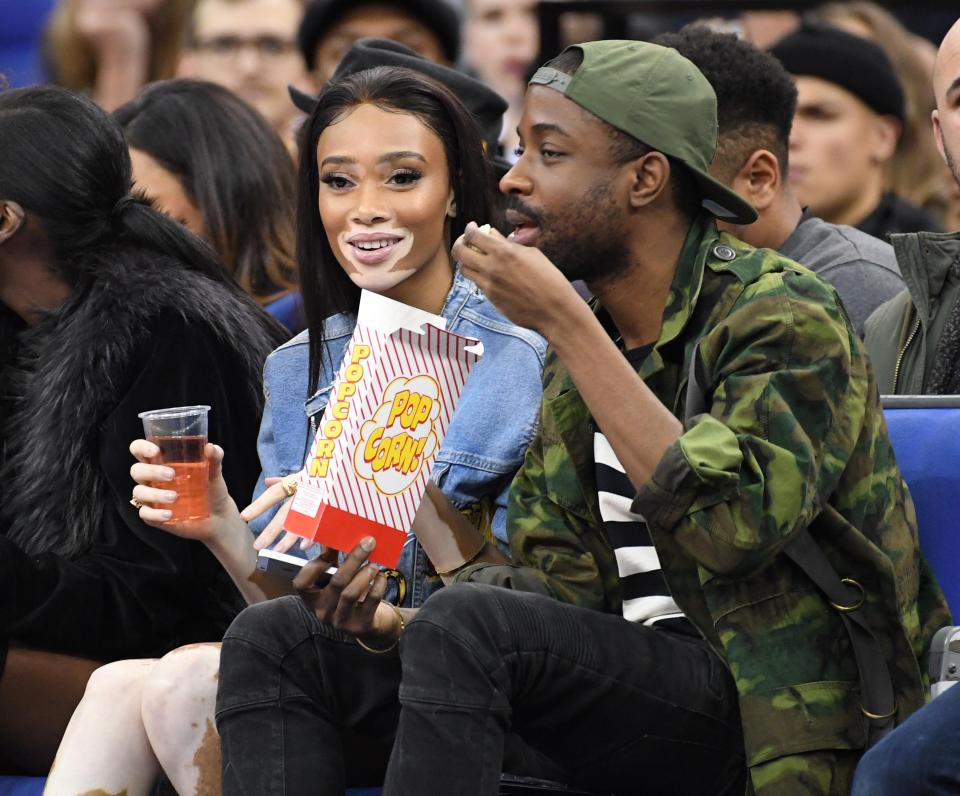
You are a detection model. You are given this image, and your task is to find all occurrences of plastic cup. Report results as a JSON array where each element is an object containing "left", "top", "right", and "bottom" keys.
[{"left": 138, "top": 405, "right": 211, "bottom": 522}]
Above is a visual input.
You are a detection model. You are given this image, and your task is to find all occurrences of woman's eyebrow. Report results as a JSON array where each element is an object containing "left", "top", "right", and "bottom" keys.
[{"left": 378, "top": 151, "right": 427, "bottom": 164}]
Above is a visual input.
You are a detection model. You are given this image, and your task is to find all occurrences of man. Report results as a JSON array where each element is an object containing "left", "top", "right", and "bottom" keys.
[
  {"left": 772, "top": 23, "right": 942, "bottom": 240},
  {"left": 462, "top": 0, "right": 540, "bottom": 162},
  {"left": 216, "top": 41, "right": 946, "bottom": 795},
  {"left": 296, "top": 0, "right": 459, "bottom": 87},
  {"left": 656, "top": 25, "right": 903, "bottom": 337},
  {"left": 866, "top": 16, "right": 960, "bottom": 395},
  {"left": 177, "top": 0, "right": 310, "bottom": 152}
]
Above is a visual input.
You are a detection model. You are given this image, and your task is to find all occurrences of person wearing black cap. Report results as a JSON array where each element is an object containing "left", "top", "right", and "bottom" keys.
[
  {"left": 297, "top": 0, "right": 459, "bottom": 87},
  {"left": 772, "top": 23, "right": 943, "bottom": 240},
  {"left": 290, "top": 37, "right": 511, "bottom": 176}
]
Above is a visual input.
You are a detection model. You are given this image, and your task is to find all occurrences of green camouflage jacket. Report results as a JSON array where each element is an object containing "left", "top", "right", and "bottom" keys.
[{"left": 459, "top": 215, "right": 949, "bottom": 795}]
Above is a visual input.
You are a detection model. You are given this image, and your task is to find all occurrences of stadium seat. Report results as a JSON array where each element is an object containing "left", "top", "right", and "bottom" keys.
[{"left": 883, "top": 396, "right": 960, "bottom": 614}]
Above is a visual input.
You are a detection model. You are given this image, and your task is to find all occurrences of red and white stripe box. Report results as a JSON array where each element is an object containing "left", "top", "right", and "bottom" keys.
[{"left": 283, "top": 291, "right": 483, "bottom": 568}]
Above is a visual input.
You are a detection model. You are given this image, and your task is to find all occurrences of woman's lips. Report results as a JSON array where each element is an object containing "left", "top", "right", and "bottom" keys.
[{"left": 348, "top": 237, "right": 404, "bottom": 265}]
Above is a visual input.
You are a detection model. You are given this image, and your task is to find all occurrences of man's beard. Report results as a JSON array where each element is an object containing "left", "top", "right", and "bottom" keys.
[
  {"left": 944, "top": 136, "right": 960, "bottom": 194},
  {"left": 510, "top": 183, "right": 632, "bottom": 284}
]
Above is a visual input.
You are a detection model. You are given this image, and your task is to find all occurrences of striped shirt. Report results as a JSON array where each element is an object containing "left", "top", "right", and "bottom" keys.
[{"left": 594, "top": 344, "right": 690, "bottom": 631}]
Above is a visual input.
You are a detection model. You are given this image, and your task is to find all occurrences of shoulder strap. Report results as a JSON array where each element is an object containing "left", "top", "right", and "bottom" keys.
[{"left": 686, "top": 340, "right": 896, "bottom": 748}]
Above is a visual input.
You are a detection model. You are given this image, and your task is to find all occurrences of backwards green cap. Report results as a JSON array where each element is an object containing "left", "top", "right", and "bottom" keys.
[{"left": 530, "top": 40, "right": 757, "bottom": 225}]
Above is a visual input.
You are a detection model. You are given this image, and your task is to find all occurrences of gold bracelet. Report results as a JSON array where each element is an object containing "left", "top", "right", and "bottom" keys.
[
  {"left": 436, "top": 538, "right": 488, "bottom": 577},
  {"left": 356, "top": 601, "right": 405, "bottom": 654}
]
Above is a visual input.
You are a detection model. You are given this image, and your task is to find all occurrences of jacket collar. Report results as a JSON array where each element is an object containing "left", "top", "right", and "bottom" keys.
[{"left": 890, "top": 230, "right": 960, "bottom": 324}]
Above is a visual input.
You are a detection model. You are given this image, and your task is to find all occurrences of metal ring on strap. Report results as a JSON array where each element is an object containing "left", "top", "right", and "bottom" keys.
[
  {"left": 861, "top": 702, "right": 897, "bottom": 721},
  {"left": 830, "top": 578, "right": 865, "bottom": 612}
]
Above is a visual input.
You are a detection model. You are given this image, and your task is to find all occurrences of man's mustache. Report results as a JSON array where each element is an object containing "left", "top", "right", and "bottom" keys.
[{"left": 504, "top": 195, "right": 545, "bottom": 227}]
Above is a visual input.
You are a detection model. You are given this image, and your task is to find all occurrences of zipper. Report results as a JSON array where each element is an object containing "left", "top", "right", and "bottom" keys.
[{"left": 892, "top": 314, "right": 921, "bottom": 394}]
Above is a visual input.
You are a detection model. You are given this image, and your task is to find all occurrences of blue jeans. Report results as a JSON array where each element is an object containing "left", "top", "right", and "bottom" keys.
[
  {"left": 216, "top": 584, "right": 745, "bottom": 796},
  {"left": 852, "top": 683, "right": 960, "bottom": 795}
]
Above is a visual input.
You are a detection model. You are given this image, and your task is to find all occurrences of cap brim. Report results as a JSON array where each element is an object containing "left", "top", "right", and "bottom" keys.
[
  {"left": 288, "top": 85, "right": 318, "bottom": 114},
  {"left": 685, "top": 164, "right": 758, "bottom": 225}
]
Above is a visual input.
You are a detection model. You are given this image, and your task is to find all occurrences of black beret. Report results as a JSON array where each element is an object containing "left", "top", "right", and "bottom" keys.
[
  {"left": 289, "top": 38, "right": 510, "bottom": 174},
  {"left": 297, "top": 0, "right": 461, "bottom": 70},
  {"left": 770, "top": 23, "right": 905, "bottom": 122}
]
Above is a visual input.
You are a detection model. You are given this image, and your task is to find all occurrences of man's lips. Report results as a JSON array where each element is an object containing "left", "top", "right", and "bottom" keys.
[{"left": 505, "top": 208, "right": 540, "bottom": 246}]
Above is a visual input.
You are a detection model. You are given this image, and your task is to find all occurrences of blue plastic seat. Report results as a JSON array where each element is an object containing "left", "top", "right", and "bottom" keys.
[{"left": 883, "top": 396, "right": 960, "bottom": 614}]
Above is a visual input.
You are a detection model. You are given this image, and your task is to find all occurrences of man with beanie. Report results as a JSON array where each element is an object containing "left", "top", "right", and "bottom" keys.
[
  {"left": 297, "top": 0, "right": 459, "bottom": 86},
  {"left": 772, "top": 23, "right": 942, "bottom": 239},
  {"left": 216, "top": 40, "right": 944, "bottom": 796},
  {"left": 656, "top": 25, "right": 903, "bottom": 336}
]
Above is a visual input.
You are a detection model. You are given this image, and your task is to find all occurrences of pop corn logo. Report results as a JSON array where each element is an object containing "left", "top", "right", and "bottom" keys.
[{"left": 354, "top": 375, "right": 441, "bottom": 495}]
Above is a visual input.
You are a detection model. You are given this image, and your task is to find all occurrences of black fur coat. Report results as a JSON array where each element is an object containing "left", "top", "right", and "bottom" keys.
[{"left": 0, "top": 252, "right": 285, "bottom": 665}]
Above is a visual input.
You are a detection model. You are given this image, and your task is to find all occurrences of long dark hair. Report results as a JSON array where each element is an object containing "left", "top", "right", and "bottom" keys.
[
  {"left": 0, "top": 85, "right": 240, "bottom": 293},
  {"left": 297, "top": 66, "right": 499, "bottom": 395},
  {"left": 114, "top": 79, "right": 298, "bottom": 304}
]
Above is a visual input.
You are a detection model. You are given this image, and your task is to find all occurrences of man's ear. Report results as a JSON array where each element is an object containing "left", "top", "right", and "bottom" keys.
[
  {"left": 627, "top": 151, "right": 671, "bottom": 210},
  {"left": 933, "top": 108, "right": 948, "bottom": 166},
  {"left": 730, "top": 149, "right": 781, "bottom": 212},
  {"left": 0, "top": 200, "right": 25, "bottom": 246}
]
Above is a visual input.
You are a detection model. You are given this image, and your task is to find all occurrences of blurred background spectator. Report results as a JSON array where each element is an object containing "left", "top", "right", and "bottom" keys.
[
  {"left": 177, "top": 0, "right": 310, "bottom": 155},
  {"left": 113, "top": 79, "right": 302, "bottom": 332},
  {"left": 297, "top": 0, "right": 460, "bottom": 87},
  {"left": 814, "top": 2, "right": 952, "bottom": 230},
  {"left": 771, "top": 23, "right": 942, "bottom": 240},
  {"left": 44, "top": 0, "right": 192, "bottom": 110},
  {"left": 462, "top": 0, "right": 538, "bottom": 161}
]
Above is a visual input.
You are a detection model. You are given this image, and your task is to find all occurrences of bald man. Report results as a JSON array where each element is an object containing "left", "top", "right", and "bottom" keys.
[
  {"left": 864, "top": 19, "right": 960, "bottom": 393},
  {"left": 856, "top": 19, "right": 960, "bottom": 785}
]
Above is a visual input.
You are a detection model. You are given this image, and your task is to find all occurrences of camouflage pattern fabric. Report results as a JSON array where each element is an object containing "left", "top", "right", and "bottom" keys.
[{"left": 458, "top": 215, "right": 950, "bottom": 795}]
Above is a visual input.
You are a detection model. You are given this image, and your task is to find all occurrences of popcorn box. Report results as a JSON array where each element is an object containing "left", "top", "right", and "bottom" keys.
[{"left": 284, "top": 291, "right": 483, "bottom": 568}]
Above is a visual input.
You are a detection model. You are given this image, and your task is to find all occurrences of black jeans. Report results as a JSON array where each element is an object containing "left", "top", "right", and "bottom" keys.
[{"left": 216, "top": 584, "right": 745, "bottom": 796}]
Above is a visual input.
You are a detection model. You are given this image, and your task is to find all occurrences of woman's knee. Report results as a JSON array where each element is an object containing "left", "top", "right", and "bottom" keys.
[
  {"left": 141, "top": 644, "right": 220, "bottom": 744},
  {"left": 82, "top": 659, "right": 156, "bottom": 705}
]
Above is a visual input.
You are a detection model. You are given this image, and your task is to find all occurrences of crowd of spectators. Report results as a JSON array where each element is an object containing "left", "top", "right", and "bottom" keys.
[{"left": 3, "top": 2, "right": 960, "bottom": 795}]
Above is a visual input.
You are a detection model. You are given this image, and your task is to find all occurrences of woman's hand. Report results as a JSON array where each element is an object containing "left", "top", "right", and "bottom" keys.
[
  {"left": 129, "top": 439, "right": 239, "bottom": 544},
  {"left": 294, "top": 538, "right": 400, "bottom": 649},
  {"left": 241, "top": 478, "right": 309, "bottom": 554}
]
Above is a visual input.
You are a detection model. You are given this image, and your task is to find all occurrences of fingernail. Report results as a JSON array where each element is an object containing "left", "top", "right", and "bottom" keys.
[
  {"left": 161, "top": 491, "right": 177, "bottom": 503},
  {"left": 159, "top": 510, "right": 173, "bottom": 520},
  {"left": 361, "top": 536, "right": 376, "bottom": 551},
  {"left": 160, "top": 468, "right": 175, "bottom": 481}
]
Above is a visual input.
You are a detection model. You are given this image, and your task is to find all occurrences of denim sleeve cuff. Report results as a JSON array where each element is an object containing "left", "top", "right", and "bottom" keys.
[{"left": 632, "top": 413, "right": 742, "bottom": 531}]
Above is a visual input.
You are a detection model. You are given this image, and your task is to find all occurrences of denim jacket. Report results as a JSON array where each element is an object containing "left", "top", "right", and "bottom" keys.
[{"left": 250, "top": 270, "right": 546, "bottom": 607}]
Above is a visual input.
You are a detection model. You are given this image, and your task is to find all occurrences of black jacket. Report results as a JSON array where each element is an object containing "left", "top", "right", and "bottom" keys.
[{"left": 0, "top": 250, "right": 286, "bottom": 670}]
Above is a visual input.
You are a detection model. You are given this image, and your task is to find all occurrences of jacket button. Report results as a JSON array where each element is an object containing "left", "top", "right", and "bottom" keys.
[{"left": 713, "top": 245, "right": 736, "bottom": 261}]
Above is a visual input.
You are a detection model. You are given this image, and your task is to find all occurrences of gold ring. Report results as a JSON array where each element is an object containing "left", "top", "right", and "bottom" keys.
[
  {"left": 130, "top": 497, "right": 144, "bottom": 509},
  {"left": 281, "top": 475, "right": 299, "bottom": 497}
]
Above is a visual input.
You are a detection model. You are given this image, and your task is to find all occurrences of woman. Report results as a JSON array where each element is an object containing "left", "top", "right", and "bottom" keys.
[
  {"left": 0, "top": 85, "right": 285, "bottom": 774},
  {"left": 45, "top": 66, "right": 545, "bottom": 794},
  {"left": 113, "top": 79, "right": 301, "bottom": 329},
  {"left": 45, "top": 0, "right": 192, "bottom": 111}
]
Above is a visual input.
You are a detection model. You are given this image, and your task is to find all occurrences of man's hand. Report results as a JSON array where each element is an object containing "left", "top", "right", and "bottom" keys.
[
  {"left": 452, "top": 222, "right": 580, "bottom": 337},
  {"left": 294, "top": 538, "right": 401, "bottom": 649}
]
